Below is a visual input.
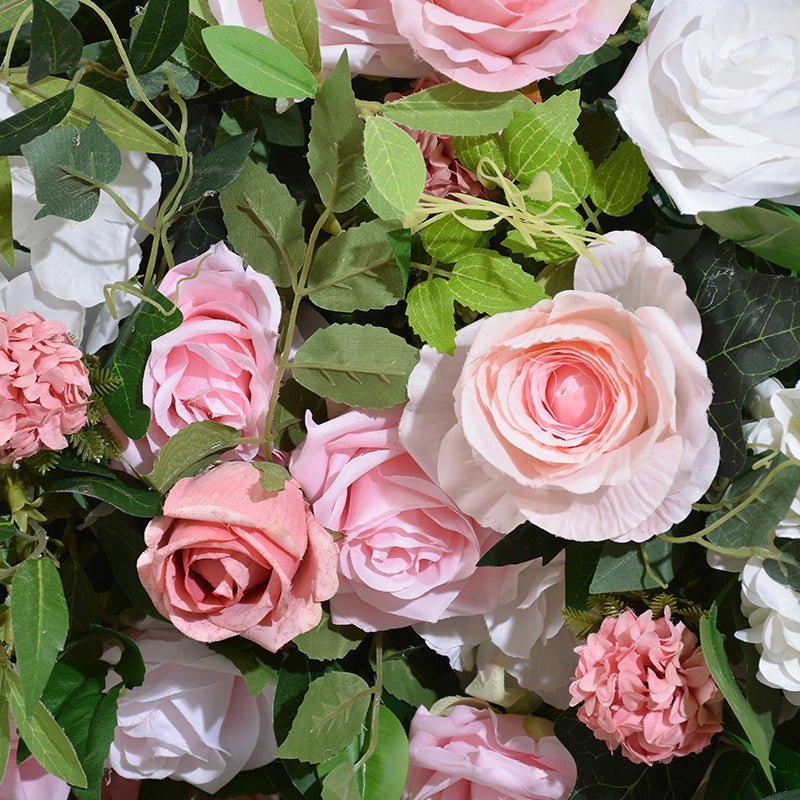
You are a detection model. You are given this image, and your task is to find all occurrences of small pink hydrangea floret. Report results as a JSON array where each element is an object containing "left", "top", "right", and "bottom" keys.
[
  {"left": 0, "top": 310, "right": 90, "bottom": 463},
  {"left": 569, "top": 608, "right": 723, "bottom": 765}
]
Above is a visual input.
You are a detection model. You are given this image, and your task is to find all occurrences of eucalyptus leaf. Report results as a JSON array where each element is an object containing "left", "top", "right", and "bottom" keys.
[
  {"left": 128, "top": 0, "right": 189, "bottom": 76},
  {"left": 0, "top": 89, "right": 73, "bottom": 156},
  {"left": 589, "top": 538, "right": 677, "bottom": 594},
  {"left": 405, "top": 278, "right": 456, "bottom": 355},
  {"left": 27, "top": 0, "right": 82, "bottom": 83},
  {"left": 262, "top": 0, "right": 322, "bottom": 73}
]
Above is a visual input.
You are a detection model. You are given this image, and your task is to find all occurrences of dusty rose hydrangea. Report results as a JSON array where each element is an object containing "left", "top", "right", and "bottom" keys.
[
  {"left": 569, "top": 608, "right": 723, "bottom": 765},
  {"left": 0, "top": 310, "right": 91, "bottom": 463}
]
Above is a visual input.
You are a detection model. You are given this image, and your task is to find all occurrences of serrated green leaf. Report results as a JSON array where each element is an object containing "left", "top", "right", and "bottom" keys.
[
  {"left": 383, "top": 84, "right": 533, "bottom": 136},
  {"left": 0, "top": 156, "right": 14, "bottom": 268},
  {"left": 275, "top": 671, "right": 371, "bottom": 764},
  {"left": 589, "top": 538, "right": 677, "bottom": 594},
  {"left": 209, "top": 640, "right": 279, "bottom": 698},
  {"left": 292, "top": 324, "right": 419, "bottom": 409},
  {"left": 202, "top": 25, "right": 318, "bottom": 98},
  {"left": 550, "top": 138, "right": 593, "bottom": 207},
  {"left": 10, "top": 558, "right": 69, "bottom": 718},
  {"left": 451, "top": 133, "right": 504, "bottom": 176},
  {"left": 220, "top": 159, "right": 306, "bottom": 288},
  {"left": 590, "top": 138, "right": 650, "bottom": 217},
  {"left": 364, "top": 181, "right": 404, "bottom": 221},
  {"left": 253, "top": 461, "right": 291, "bottom": 493},
  {"left": 307, "top": 218, "right": 403, "bottom": 312},
  {"left": 405, "top": 278, "right": 456, "bottom": 355},
  {"left": 575, "top": 101, "right": 620, "bottom": 168},
  {"left": 28, "top": 0, "right": 82, "bottom": 83},
  {"left": 293, "top": 609, "right": 364, "bottom": 661},
  {"left": 500, "top": 91, "right": 581, "bottom": 184},
  {"left": 262, "top": 0, "right": 321, "bottom": 73},
  {"left": 364, "top": 116, "right": 425, "bottom": 214},
  {"left": 128, "top": 0, "right": 189, "bottom": 76},
  {"left": 172, "top": 12, "right": 230, "bottom": 86},
  {"left": 418, "top": 210, "right": 487, "bottom": 262},
  {"left": 308, "top": 51, "right": 368, "bottom": 213},
  {"left": 0, "top": 89, "right": 73, "bottom": 156}
]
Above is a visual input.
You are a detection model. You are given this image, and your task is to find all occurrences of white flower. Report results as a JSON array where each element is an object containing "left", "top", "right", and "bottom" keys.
[
  {"left": 413, "top": 553, "right": 578, "bottom": 709},
  {"left": 610, "top": 0, "right": 800, "bottom": 215},
  {"left": 0, "top": 86, "right": 161, "bottom": 352},
  {"left": 736, "top": 557, "right": 800, "bottom": 705}
]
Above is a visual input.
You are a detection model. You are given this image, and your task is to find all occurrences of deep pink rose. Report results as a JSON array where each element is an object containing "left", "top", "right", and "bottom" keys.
[
  {"left": 569, "top": 608, "right": 723, "bottom": 765},
  {"left": 401, "top": 231, "right": 719, "bottom": 543},
  {"left": 289, "top": 406, "right": 524, "bottom": 631},
  {"left": 389, "top": 0, "right": 631, "bottom": 91},
  {"left": 0, "top": 725, "right": 69, "bottom": 800},
  {"left": 115, "top": 242, "right": 280, "bottom": 473},
  {"left": 403, "top": 705, "right": 577, "bottom": 800},
  {"left": 137, "top": 462, "right": 339, "bottom": 651},
  {"left": 0, "top": 310, "right": 90, "bottom": 462}
]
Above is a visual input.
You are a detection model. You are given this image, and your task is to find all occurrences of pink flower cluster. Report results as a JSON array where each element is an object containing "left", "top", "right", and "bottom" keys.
[
  {"left": 569, "top": 608, "right": 723, "bottom": 765},
  {"left": 0, "top": 310, "right": 90, "bottom": 463}
]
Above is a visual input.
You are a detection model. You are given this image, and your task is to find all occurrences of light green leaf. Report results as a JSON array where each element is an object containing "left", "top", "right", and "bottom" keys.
[
  {"left": 364, "top": 181, "right": 404, "bottom": 221},
  {"left": 589, "top": 538, "right": 677, "bottom": 594},
  {"left": 364, "top": 116, "right": 425, "bottom": 214},
  {"left": 307, "top": 218, "right": 404, "bottom": 312},
  {"left": 0, "top": 689, "right": 10, "bottom": 786},
  {"left": 550, "top": 138, "right": 593, "bottom": 207},
  {"left": 275, "top": 671, "right": 371, "bottom": 764},
  {"left": 293, "top": 609, "right": 364, "bottom": 661},
  {"left": 418, "top": 210, "right": 487, "bottom": 263},
  {"left": 451, "top": 133, "right": 505, "bottom": 176},
  {"left": 363, "top": 705, "right": 409, "bottom": 800},
  {"left": 322, "top": 762, "right": 361, "bottom": 800},
  {"left": 202, "top": 25, "right": 318, "bottom": 98},
  {"left": 383, "top": 83, "right": 533, "bottom": 136},
  {"left": 262, "top": 0, "right": 322, "bottom": 73},
  {"left": 406, "top": 278, "right": 456, "bottom": 355},
  {"left": 590, "top": 138, "right": 650, "bottom": 217},
  {"left": 0, "top": 0, "right": 31, "bottom": 33},
  {"left": 292, "top": 324, "right": 419, "bottom": 409},
  {"left": 252, "top": 461, "right": 291, "bottom": 493},
  {"left": 10, "top": 558, "right": 69, "bottom": 718},
  {"left": 208, "top": 641, "right": 279, "bottom": 699},
  {"left": 0, "top": 156, "right": 14, "bottom": 268}
]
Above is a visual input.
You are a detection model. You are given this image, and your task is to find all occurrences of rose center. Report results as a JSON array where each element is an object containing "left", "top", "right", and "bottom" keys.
[{"left": 541, "top": 364, "right": 602, "bottom": 430}]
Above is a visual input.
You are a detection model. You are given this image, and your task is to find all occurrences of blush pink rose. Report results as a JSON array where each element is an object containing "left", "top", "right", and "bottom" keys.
[
  {"left": 289, "top": 406, "right": 525, "bottom": 631},
  {"left": 137, "top": 462, "right": 339, "bottom": 651},
  {"left": 403, "top": 705, "right": 577, "bottom": 800},
  {"left": 569, "top": 608, "right": 723, "bottom": 765},
  {"left": 389, "top": 0, "right": 632, "bottom": 91},
  {"left": 115, "top": 242, "right": 280, "bottom": 474},
  {"left": 401, "top": 231, "right": 719, "bottom": 543},
  {"left": 0, "top": 725, "right": 69, "bottom": 800},
  {"left": 0, "top": 310, "right": 90, "bottom": 463}
]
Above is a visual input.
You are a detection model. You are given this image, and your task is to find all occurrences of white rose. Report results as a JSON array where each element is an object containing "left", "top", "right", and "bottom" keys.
[{"left": 610, "top": 0, "right": 800, "bottom": 215}]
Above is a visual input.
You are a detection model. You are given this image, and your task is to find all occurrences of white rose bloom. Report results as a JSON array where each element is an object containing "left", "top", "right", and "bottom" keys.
[
  {"left": 413, "top": 552, "right": 578, "bottom": 709},
  {"left": 610, "top": 0, "right": 800, "bottom": 215},
  {"left": 736, "top": 557, "right": 800, "bottom": 705},
  {"left": 0, "top": 86, "right": 161, "bottom": 352}
]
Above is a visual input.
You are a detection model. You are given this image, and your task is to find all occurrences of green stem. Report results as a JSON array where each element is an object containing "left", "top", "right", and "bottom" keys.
[
  {"left": 354, "top": 631, "right": 383, "bottom": 772},
  {"left": 0, "top": 2, "right": 31, "bottom": 78}
]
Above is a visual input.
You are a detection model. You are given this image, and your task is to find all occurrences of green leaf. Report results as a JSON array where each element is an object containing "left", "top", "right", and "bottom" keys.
[
  {"left": 20, "top": 118, "right": 121, "bottom": 221},
  {"left": 575, "top": 101, "right": 620, "bottom": 168},
  {"left": 589, "top": 538, "right": 677, "bottom": 594},
  {"left": 209, "top": 640, "right": 280, "bottom": 698},
  {"left": 128, "top": 0, "right": 189, "bottom": 76},
  {"left": 500, "top": 90, "right": 581, "bottom": 184},
  {"left": 676, "top": 237, "right": 800, "bottom": 477},
  {"left": 700, "top": 583, "right": 775, "bottom": 789},
  {"left": 565, "top": 541, "right": 604, "bottom": 611},
  {"left": 292, "top": 324, "right": 419, "bottom": 409},
  {"left": 0, "top": 156, "right": 14, "bottom": 269},
  {"left": 10, "top": 558, "right": 69, "bottom": 718},
  {"left": 418, "top": 210, "right": 487, "bottom": 262},
  {"left": 308, "top": 51, "right": 368, "bottom": 213},
  {"left": 552, "top": 42, "right": 622, "bottom": 85},
  {"left": 307, "top": 218, "right": 404, "bottom": 312},
  {"left": 364, "top": 181, "right": 404, "bottom": 222},
  {"left": 0, "top": 690, "right": 9, "bottom": 786},
  {"left": 87, "top": 625, "right": 146, "bottom": 689},
  {"left": 275, "top": 671, "right": 372, "bottom": 764},
  {"left": 476, "top": 521, "right": 565, "bottom": 567},
  {"left": 451, "top": 133, "right": 505, "bottom": 176},
  {"left": 27, "top": 0, "right": 82, "bottom": 83},
  {"left": 125, "top": 60, "right": 198, "bottom": 101},
  {"left": 252, "top": 461, "right": 291, "bottom": 493},
  {"left": 202, "top": 25, "right": 318, "bottom": 98},
  {"left": 272, "top": 378, "right": 327, "bottom": 451},
  {"left": 703, "top": 749, "right": 774, "bottom": 800},
  {"left": 7, "top": 76, "right": 180, "bottom": 155},
  {"left": 45, "top": 472, "right": 164, "bottom": 516},
  {"left": 60, "top": 558, "right": 101, "bottom": 637},
  {"left": 383, "top": 84, "right": 533, "bottom": 136},
  {"left": 5, "top": 668, "right": 87, "bottom": 787},
  {"left": 73, "top": 683, "right": 121, "bottom": 800},
  {"left": 405, "top": 278, "right": 456, "bottom": 355},
  {"left": 699, "top": 203, "right": 800, "bottom": 272},
  {"left": 262, "top": 0, "right": 322, "bottom": 73},
  {"left": 274, "top": 652, "right": 324, "bottom": 744},
  {"left": 292, "top": 609, "right": 365, "bottom": 661},
  {"left": 590, "top": 138, "right": 650, "bottom": 217},
  {"left": 363, "top": 706, "right": 409, "bottom": 800},
  {"left": 381, "top": 649, "right": 439, "bottom": 711},
  {"left": 364, "top": 116, "right": 426, "bottom": 214},
  {"left": 171, "top": 12, "right": 230, "bottom": 87},
  {"left": 322, "top": 762, "right": 360, "bottom": 800},
  {"left": 220, "top": 159, "right": 306, "bottom": 288},
  {"left": 764, "top": 539, "right": 800, "bottom": 593},
  {"left": 221, "top": 94, "right": 304, "bottom": 148},
  {"left": 0, "top": 89, "right": 73, "bottom": 156},
  {"left": 450, "top": 249, "right": 548, "bottom": 315},
  {"left": 550, "top": 138, "right": 593, "bottom": 207},
  {"left": 103, "top": 290, "right": 183, "bottom": 439}
]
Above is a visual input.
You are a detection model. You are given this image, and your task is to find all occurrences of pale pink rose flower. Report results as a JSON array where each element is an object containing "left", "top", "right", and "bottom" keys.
[
  {"left": 0, "top": 726, "right": 69, "bottom": 800},
  {"left": 289, "top": 405, "right": 525, "bottom": 631},
  {"left": 137, "top": 462, "right": 339, "bottom": 651},
  {"left": 0, "top": 310, "right": 91, "bottom": 463},
  {"left": 208, "top": 0, "right": 427, "bottom": 77},
  {"left": 569, "top": 608, "right": 723, "bottom": 765},
  {"left": 389, "top": 0, "right": 631, "bottom": 92},
  {"left": 113, "top": 242, "right": 281, "bottom": 474},
  {"left": 403, "top": 705, "right": 577, "bottom": 800},
  {"left": 400, "top": 230, "right": 719, "bottom": 543}
]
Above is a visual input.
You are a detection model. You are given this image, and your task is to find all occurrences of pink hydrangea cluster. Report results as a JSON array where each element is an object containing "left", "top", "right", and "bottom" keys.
[
  {"left": 0, "top": 310, "right": 91, "bottom": 463},
  {"left": 569, "top": 608, "right": 723, "bottom": 765}
]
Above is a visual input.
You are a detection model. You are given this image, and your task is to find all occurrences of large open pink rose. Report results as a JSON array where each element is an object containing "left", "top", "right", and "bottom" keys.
[
  {"left": 137, "top": 462, "right": 339, "bottom": 651},
  {"left": 401, "top": 231, "right": 719, "bottom": 542},
  {"left": 389, "top": 0, "right": 631, "bottom": 91}
]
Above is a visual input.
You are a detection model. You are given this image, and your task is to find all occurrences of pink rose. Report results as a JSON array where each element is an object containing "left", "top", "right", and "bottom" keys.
[
  {"left": 289, "top": 406, "right": 524, "bottom": 631},
  {"left": 403, "top": 705, "right": 577, "bottom": 800},
  {"left": 137, "top": 462, "right": 339, "bottom": 651},
  {"left": 569, "top": 608, "right": 723, "bottom": 765},
  {"left": 0, "top": 310, "right": 90, "bottom": 462},
  {"left": 115, "top": 242, "right": 280, "bottom": 473},
  {"left": 388, "top": 0, "right": 632, "bottom": 91},
  {"left": 0, "top": 725, "right": 69, "bottom": 800},
  {"left": 208, "top": 0, "right": 427, "bottom": 77},
  {"left": 401, "top": 231, "right": 719, "bottom": 542}
]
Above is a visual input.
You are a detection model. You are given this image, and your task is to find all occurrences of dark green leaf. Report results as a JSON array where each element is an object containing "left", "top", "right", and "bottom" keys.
[
  {"left": 128, "top": 0, "right": 189, "bottom": 76},
  {"left": 182, "top": 130, "right": 255, "bottom": 206},
  {"left": 208, "top": 640, "right": 279, "bottom": 698},
  {"left": 589, "top": 538, "right": 677, "bottom": 593},
  {"left": 73, "top": 683, "right": 121, "bottom": 800},
  {"left": 60, "top": 558, "right": 101, "bottom": 637},
  {"left": 272, "top": 378, "right": 327, "bottom": 451},
  {"left": 125, "top": 60, "right": 199, "bottom": 101},
  {"left": 87, "top": 625, "right": 146, "bottom": 689},
  {"left": 45, "top": 473, "right": 164, "bottom": 517},
  {"left": 575, "top": 102, "right": 619, "bottom": 168},
  {"left": 171, "top": 12, "right": 230, "bottom": 86},
  {"left": 293, "top": 609, "right": 364, "bottom": 661},
  {"left": 28, "top": 0, "right": 82, "bottom": 84},
  {"left": 0, "top": 89, "right": 73, "bottom": 156},
  {"left": 220, "top": 94, "right": 304, "bottom": 150},
  {"left": 0, "top": 156, "right": 14, "bottom": 269},
  {"left": 764, "top": 539, "right": 800, "bottom": 593},
  {"left": 262, "top": 0, "right": 321, "bottom": 73},
  {"left": 477, "top": 522, "right": 566, "bottom": 567},
  {"left": 381, "top": 649, "right": 439, "bottom": 711},
  {"left": 565, "top": 541, "right": 604, "bottom": 611},
  {"left": 553, "top": 43, "right": 622, "bottom": 85},
  {"left": 211, "top": 764, "right": 281, "bottom": 799}
]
